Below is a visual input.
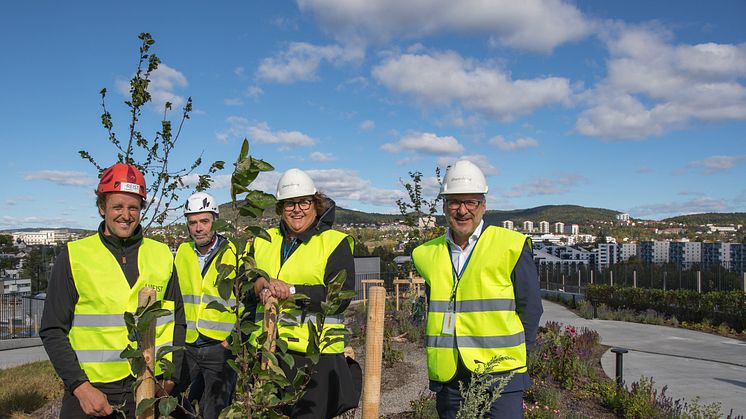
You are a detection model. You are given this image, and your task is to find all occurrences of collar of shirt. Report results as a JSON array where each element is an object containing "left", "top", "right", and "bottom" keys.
[
  {"left": 445, "top": 220, "right": 484, "bottom": 275},
  {"left": 193, "top": 235, "right": 220, "bottom": 271}
]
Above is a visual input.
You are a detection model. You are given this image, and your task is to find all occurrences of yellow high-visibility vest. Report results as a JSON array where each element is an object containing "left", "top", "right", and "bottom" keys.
[
  {"left": 412, "top": 226, "right": 528, "bottom": 382},
  {"left": 251, "top": 227, "right": 353, "bottom": 354},
  {"left": 175, "top": 240, "right": 239, "bottom": 343},
  {"left": 67, "top": 234, "right": 175, "bottom": 383}
]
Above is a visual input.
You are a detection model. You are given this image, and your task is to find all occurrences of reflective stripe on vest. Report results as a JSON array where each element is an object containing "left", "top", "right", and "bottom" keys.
[
  {"left": 68, "top": 234, "right": 175, "bottom": 383},
  {"left": 412, "top": 226, "right": 529, "bottom": 382},
  {"left": 251, "top": 227, "right": 353, "bottom": 354},
  {"left": 175, "top": 241, "right": 239, "bottom": 343}
]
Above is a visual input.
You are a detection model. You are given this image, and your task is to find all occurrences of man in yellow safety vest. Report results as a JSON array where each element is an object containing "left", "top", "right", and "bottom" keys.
[
  {"left": 174, "top": 192, "right": 239, "bottom": 418},
  {"left": 40, "top": 163, "right": 185, "bottom": 418},
  {"left": 412, "top": 160, "right": 543, "bottom": 418}
]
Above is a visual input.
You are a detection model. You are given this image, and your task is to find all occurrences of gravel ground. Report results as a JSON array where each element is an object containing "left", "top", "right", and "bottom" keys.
[{"left": 350, "top": 339, "right": 431, "bottom": 418}]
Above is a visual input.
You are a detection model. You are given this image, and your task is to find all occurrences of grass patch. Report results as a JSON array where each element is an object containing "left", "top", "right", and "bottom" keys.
[{"left": 0, "top": 361, "right": 63, "bottom": 418}]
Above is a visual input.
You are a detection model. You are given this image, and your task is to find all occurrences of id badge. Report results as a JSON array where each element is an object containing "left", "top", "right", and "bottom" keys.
[{"left": 442, "top": 311, "right": 455, "bottom": 335}]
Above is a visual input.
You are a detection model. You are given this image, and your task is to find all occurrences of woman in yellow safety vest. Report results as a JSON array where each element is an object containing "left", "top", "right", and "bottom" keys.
[{"left": 250, "top": 168, "right": 362, "bottom": 418}]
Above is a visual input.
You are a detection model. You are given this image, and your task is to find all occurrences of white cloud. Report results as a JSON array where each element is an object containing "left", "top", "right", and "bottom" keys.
[
  {"left": 310, "top": 151, "right": 335, "bottom": 161},
  {"left": 373, "top": 51, "right": 571, "bottom": 121},
  {"left": 234, "top": 67, "right": 245, "bottom": 77},
  {"left": 216, "top": 118, "right": 316, "bottom": 146},
  {"left": 505, "top": 173, "right": 586, "bottom": 197},
  {"left": 0, "top": 215, "right": 84, "bottom": 229},
  {"left": 23, "top": 170, "right": 94, "bottom": 187},
  {"left": 246, "top": 86, "right": 264, "bottom": 98},
  {"left": 577, "top": 26, "right": 746, "bottom": 139},
  {"left": 686, "top": 155, "right": 746, "bottom": 174},
  {"left": 437, "top": 154, "right": 499, "bottom": 176},
  {"left": 224, "top": 98, "right": 244, "bottom": 106},
  {"left": 628, "top": 197, "right": 728, "bottom": 219},
  {"left": 489, "top": 135, "right": 539, "bottom": 151},
  {"left": 298, "top": 0, "right": 593, "bottom": 52},
  {"left": 382, "top": 132, "right": 464, "bottom": 155},
  {"left": 4, "top": 195, "right": 33, "bottom": 206},
  {"left": 360, "top": 120, "right": 375, "bottom": 131},
  {"left": 305, "top": 169, "right": 404, "bottom": 207},
  {"left": 256, "top": 42, "right": 364, "bottom": 83},
  {"left": 116, "top": 63, "right": 188, "bottom": 111}
]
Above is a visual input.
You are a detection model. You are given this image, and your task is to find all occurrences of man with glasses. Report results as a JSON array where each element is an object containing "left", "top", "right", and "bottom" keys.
[{"left": 412, "top": 160, "right": 542, "bottom": 418}]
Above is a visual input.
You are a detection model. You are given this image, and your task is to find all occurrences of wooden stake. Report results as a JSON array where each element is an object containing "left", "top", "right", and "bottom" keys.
[
  {"left": 362, "top": 286, "right": 386, "bottom": 419},
  {"left": 136, "top": 287, "right": 156, "bottom": 419},
  {"left": 261, "top": 296, "right": 279, "bottom": 370}
]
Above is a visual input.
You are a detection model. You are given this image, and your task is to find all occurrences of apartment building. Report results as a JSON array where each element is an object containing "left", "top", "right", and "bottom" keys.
[
  {"left": 502, "top": 220, "right": 514, "bottom": 230},
  {"left": 523, "top": 221, "right": 534, "bottom": 232},
  {"left": 670, "top": 240, "right": 702, "bottom": 268},
  {"left": 539, "top": 221, "right": 550, "bottom": 234},
  {"left": 620, "top": 243, "right": 638, "bottom": 261},
  {"left": 554, "top": 222, "right": 565, "bottom": 234},
  {"left": 12, "top": 229, "right": 72, "bottom": 246},
  {"left": 640, "top": 240, "right": 670, "bottom": 264},
  {"left": 595, "top": 243, "right": 619, "bottom": 271}
]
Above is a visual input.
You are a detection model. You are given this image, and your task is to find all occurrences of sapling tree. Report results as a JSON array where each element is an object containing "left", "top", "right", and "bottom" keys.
[{"left": 79, "top": 32, "right": 224, "bottom": 231}]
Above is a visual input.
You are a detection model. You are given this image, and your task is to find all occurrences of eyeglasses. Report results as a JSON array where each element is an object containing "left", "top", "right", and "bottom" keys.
[
  {"left": 283, "top": 199, "right": 313, "bottom": 211},
  {"left": 446, "top": 199, "right": 483, "bottom": 211}
]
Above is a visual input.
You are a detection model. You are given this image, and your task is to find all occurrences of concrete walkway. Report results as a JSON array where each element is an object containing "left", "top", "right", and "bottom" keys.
[
  {"left": 0, "top": 337, "right": 49, "bottom": 369},
  {"left": 541, "top": 299, "right": 746, "bottom": 416}
]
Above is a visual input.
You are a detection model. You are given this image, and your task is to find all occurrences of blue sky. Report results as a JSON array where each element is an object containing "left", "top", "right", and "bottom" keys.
[{"left": 2, "top": 1, "right": 745, "bottom": 230}]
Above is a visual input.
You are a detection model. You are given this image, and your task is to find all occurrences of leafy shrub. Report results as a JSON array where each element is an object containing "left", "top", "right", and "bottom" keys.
[{"left": 409, "top": 391, "right": 438, "bottom": 419}]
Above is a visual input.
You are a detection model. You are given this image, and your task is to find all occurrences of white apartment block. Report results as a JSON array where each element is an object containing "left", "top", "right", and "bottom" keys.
[
  {"left": 1, "top": 277, "right": 31, "bottom": 294},
  {"left": 538, "top": 221, "right": 549, "bottom": 234},
  {"left": 616, "top": 213, "right": 630, "bottom": 221},
  {"left": 554, "top": 222, "right": 565, "bottom": 234},
  {"left": 12, "top": 229, "right": 71, "bottom": 246},
  {"left": 502, "top": 220, "right": 514, "bottom": 230},
  {"left": 620, "top": 243, "right": 638, "bottom": 261},
  {"left": 523, "top": 221, "right": 534, "bottom": 232},
  {"left": 640, "top": 240, "right": 670, "bottom": 264},
  {"left": 571, "top": 224, "right": 580, "bottom": 235},
  {"left": 595, "top": 243, "right": 619, "bottom": 270}
]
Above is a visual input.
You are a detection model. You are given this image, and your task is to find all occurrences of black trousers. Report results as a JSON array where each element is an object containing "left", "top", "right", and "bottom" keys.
[
  {"left": 59, "top": 378, "right": 135, "bottom": 419},
  {"left": 435, "top": 380, "right": 524, "bottom": 419},
  {"left": 182, "top": 342, "right": 237, "bottom": 419}
]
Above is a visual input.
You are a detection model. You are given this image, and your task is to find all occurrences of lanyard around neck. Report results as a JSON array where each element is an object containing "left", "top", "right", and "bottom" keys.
[
  {"left": 281, "top": 238, "right": 298, "bottom": 264},
  {"left": 446, "top": 241, "right": 476, "bottom": 303}
]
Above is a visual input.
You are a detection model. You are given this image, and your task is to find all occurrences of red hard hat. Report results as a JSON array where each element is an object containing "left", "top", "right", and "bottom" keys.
[{"left": 97, "top": 163, "right": 147, "bottom": 199}]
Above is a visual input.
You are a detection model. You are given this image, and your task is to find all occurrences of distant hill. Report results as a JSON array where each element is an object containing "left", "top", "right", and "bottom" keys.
[
  {"left": 661, "top": 212, "right": 746, "bottom": 226},
  {"left": 483, "top": 205, "right": 621, "bottom": 225}
]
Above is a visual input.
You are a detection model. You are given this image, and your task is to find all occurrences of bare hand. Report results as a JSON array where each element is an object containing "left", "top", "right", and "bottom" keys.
[
  {"left": 267, "top": 279, "right": 291, "bottom": 301},
  {"left": 73, "top": 382, "right": 113, "bottom": 417},
  {"left": 157, "top": 379, "right": 176, "bottom": 397}
]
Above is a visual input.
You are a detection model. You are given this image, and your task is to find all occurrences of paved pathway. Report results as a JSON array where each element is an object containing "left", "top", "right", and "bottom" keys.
[
  {"left": 0, "top": 344, "right": 49, "bottom": 369},
  {"left": 541, "top": 300, "right": 746, "bottom": 416}
]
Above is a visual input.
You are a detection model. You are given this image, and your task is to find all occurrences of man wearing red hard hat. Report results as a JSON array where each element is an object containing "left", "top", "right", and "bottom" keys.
[{"left": 41, "top": 163, "right": 186, "bottom": 418}]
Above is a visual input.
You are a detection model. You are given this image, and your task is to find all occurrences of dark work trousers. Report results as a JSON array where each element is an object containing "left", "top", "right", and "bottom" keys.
[
  {"left": 59, "top": 378, "right": 136, "bottom": 418},
  {"left": 184, "top": 342, "right": 237, "bottom": 419},
  {"left": 435, "top": 381, "right": 524, "bottom": 419}
]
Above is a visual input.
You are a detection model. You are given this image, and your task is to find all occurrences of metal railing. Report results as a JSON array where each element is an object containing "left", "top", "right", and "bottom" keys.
[{"left": 0, "top": 292, "right": 44, "bottom": 340}]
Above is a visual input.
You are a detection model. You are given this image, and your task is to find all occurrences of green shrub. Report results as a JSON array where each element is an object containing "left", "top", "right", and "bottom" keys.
[{"left": 409, "top": 391, "right": 438, "bottom": 419}]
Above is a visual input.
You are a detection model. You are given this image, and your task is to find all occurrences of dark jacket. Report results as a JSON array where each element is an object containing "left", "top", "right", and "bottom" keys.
[{"left": 40, "top": 222, "right": 186, "bottom": 392}]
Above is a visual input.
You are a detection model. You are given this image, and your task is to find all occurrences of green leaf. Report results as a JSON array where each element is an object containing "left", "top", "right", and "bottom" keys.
[
  {"left": 160, "top": 395, "right": 178, "bottom": 417},
  {"left": 217, "top": 277, "right": 233, "bottom": 302},
  {"left": 246, "top": 225, "right": 271, "bottom": 242},
  {"left": 238, "top": 139, "right": 249, "bottom": 161},
  {"left": 135, "top": 397, "right": 158, "bottom": 416},
  {"left": 120, "top": 346, "right": 142, "bottom": 360},
  {"left": 278, "top": 352, "right": 295, "bottom": 369},
  {"left": 250, "top": 157, "right": 274, "bottom": 172},
  {"left": 205, "top": 300, "right": 228, "bottom": 313},
  {"left": 158, "top": 358, "right": 175, "bottom": 379},
  {"left": 156, "top": 345, "right": 183, "bottom": 360},
  {"left": 245, "top": 190, "right": 277, "bottom": 208},
  {"left": 238, "top": 203, "right": 263, "bottom": 218},
  {"left": 240, "top": 321, "right": 260, "bottom": 335}
]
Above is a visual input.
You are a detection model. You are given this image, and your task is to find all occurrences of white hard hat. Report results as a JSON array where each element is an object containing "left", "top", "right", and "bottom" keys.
[
  {"left": 276, "top": 168, "right": 317, "bottom": 201},
  {"left": 440, "top": 160, "right": 489, "bottom": 195},
  {"left": 184, "top": 192, "right": 219, "bottom": 216}
]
